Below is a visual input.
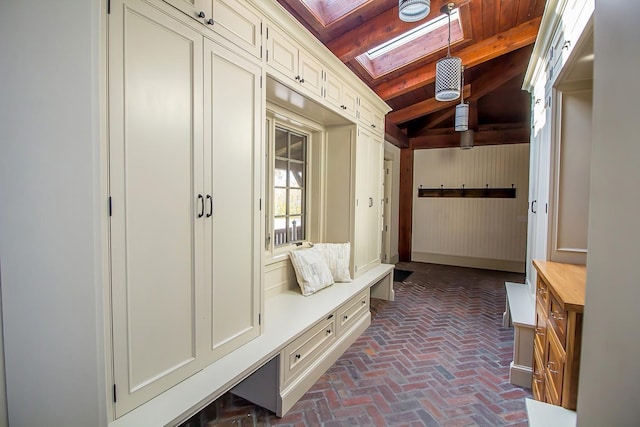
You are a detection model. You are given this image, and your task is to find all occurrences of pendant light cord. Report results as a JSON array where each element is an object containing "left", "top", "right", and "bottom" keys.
[{"left": 446, "top": 5, "right": 452, "bottom": 56}]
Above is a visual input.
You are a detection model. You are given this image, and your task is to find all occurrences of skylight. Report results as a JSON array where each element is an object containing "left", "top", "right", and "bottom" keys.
[{"left": 366, "top": 9, "right": 460, "bottom": 60}]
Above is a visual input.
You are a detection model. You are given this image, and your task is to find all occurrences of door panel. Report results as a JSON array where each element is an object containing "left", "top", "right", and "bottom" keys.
[
  {"left": 203, "top": 39, "right": 262, "bottom": 360},
  {"left": 109, "top": 0, "right": 204, "bottom": 416}
]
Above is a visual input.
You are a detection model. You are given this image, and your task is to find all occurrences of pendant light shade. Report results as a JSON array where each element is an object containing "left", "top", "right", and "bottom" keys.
[
  {"left": 435, "top": 56, "right": 462, "bottom": 101},
  {"left": 435, "top": 3, "right": 461, "bottom": 101},
  {"left": 455, "top": 103, "right": 469, "bottom": 131},
  {"left": 460, "top": 129, "right": 474, "bottom": 149},
  {"left": 399, "top": 0, "right": 431, "bottom": 22}
]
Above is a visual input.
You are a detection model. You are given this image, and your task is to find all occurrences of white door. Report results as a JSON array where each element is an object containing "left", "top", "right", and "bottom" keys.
[
  {"left": 203, "top": 39, "right": 262, "bottom": 362},
  {"left": 109, "top": 0, "right": 205, "bottom": 416}
]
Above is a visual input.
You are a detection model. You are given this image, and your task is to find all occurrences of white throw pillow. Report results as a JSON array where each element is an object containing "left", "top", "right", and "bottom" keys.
[
  {"left": 289, "top": 247, "right": 335, "bottom": 296},
  {"left": 314, "top": 242, "right": 352, "bottom": 282}
]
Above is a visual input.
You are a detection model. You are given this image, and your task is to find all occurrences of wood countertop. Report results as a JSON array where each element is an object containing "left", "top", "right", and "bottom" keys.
[{"left": 533, "top": 260, "right": 586, "bottom": 312}]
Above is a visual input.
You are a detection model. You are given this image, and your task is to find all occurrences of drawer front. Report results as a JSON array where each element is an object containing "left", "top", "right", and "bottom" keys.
[
  {"left": 545, "top": 328, "right": 566, "bottom": 406},
  {"left": 549, "top": 293, "right": 568, "bottom": 348},
  {"left": 536, "top": 277, "right": 550, "bottom": 311},
  {"left": 282, "top": 314, "right": 336, "bottom": 384},
  {"left": 532, "top": 344, "right": 545, "bottom": 401},
  {"left": 337, "top": 290, "right": 369, "bottom": 336},
  {"left": 534, "top": 302, "right": 547, "bottom": 352}
]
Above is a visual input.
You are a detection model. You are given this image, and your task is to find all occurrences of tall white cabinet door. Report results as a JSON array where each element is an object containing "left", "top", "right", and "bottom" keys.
[
  {"left": 203, "top": 39, "right": 262, "bottom": 361},
  {"left": 354, "top": 129, "right": 382, "bottom": 275},
  {"left": 108, "top": 0, "right": 205, "bottom": 417}
]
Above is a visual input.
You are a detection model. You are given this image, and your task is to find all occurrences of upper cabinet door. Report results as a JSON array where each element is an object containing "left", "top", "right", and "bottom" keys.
[
  {"left": 299, "top": 51, "right": 323, "bottom": 97},
  {"left": 266, "top": 26, "right": 298, "bottom": 79},
  {"left": 163, "top": 0, "right": 212, "bottom": 23},
  {"left": 212, "top": 0, "right": 262, "bottom": 58},
  {"left": 202, "top": 38, "right": 262, "bottom": 362},
  {"left": 108, "top": 0, "right": 205, "bottom": 417}
]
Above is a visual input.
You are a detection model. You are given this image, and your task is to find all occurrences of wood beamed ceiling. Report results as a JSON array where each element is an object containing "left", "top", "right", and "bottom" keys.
[{"left": 275, "top": 0, "right": 545, "bottom": 149}]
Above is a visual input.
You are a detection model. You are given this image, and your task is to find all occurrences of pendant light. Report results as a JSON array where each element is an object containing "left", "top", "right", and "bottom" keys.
[
  {"left": 435, "top": 3, "right": 461, "bottom": 101},
  {"left": 460, "top": 129, "right": 474, "bottom": 149},
  {"left": 455, "top": 66, "right": 468, "bottom": 131},
  {"left": 399, "top": 0, "right": 430, "bottom": 22}
]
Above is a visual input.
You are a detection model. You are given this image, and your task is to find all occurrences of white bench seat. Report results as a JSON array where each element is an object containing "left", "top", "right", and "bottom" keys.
[
  {"left": 109, "top": 263, "right": 394, "bottom": 427},
  {"left": 503, "top": 282, "right": 535, "bottom": 388}
]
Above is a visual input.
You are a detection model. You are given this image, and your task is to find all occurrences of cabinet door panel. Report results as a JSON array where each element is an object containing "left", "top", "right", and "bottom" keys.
[
  {"left": 109, "top": 0, "right": 204, "bottom": 416},
  {"left": 212, "top": 0, "right": 262, "bottom": 58},
  {"left": 204, "top": 39, "right": 262, "bottom": 360},
  {"left": 267, "top": 27, "right": 298, "bottom": 78},
  {"left": 354, "top": 131, "right": 371, "bottom": 274},
  {"left": 299, "top": 51, "right": 323, "bottom": 97}
]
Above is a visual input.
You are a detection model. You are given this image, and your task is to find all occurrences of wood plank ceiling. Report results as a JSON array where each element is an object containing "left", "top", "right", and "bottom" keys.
[{"left": 275, "top": 0, "right": 545, "bottom": 149}]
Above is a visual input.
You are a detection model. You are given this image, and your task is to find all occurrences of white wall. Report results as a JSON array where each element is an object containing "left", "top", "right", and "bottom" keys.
[
  {"left": 576, "top": 2, "right": 640, "bottom": 425},
  {"left": 0, "top": 1, "right": 107, "bottom": 426},
  {"left": 411, "top": 144, "right": 529, "bottom": 272},
  {"left": 384, "top": 141, "right": 401, "bottom": 263}
]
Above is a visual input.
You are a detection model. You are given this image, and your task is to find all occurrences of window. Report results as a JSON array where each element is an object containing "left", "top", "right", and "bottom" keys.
[{"left": 273, "top": 126, "right": 307, "bottom": 247}]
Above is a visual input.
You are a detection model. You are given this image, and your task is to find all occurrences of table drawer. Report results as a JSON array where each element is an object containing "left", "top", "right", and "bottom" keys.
[
  {"left": 337, "top": 289, "right": 369, "bottom": 336},
  {"left": 549, "top": 293, "right": 568, "bottom": 348},
  {"left": 282, "top": 314, "right": 336, "bottom": 385},
  {"left": 536, "top": 277, "right": 550, "bottom": 311},
  {"left": 532, "top": 344, "right": 545, "bottom": 401},
  {"left": 534, "top": 301, "right": 547, "bottom": 352},
  {"left": 545, "top": 327, "right": 566, "bottom": 406}
]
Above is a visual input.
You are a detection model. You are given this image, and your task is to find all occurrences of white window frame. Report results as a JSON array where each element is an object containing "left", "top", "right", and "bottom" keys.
[{"left": 264, "top": 107, "right": 324, "bottom": 260}]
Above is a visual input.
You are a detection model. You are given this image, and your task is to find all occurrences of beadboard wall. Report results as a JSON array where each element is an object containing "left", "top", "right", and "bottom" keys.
[{"left": 412, "top": 143, "right": 530, "bottom": 273}]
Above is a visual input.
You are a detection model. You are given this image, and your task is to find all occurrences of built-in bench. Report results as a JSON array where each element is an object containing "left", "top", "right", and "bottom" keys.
[
  {"left": 109, "top": 263, "right": 394, "bottom": 427},
  {"left": 503, "top": 281, "right": 535, "bottom": 388}
]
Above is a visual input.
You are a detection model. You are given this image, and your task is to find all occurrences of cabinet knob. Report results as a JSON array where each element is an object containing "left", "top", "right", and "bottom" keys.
[
  {"left": 206, "top": 18, "right": 214, "bottom": 25},
  {"left": 343, "top": 315, "right": 348, "bottom": 320},
  {"left": 369, "top": 197, "right": 373, "bottom": 207},
  {"left": 294, "top": 75, "right": 300, "bottom": 81},
  {"left": 295, "top": 354, "right": 301, "bottom": 360},
  {"left": 362, "top": 300, "right": 366, "bottom": 305},
  {"left": 197, "top": 11, "right": 206, "bottom": 18},
  {"left": 326, "top": 329, "right": 331, "bottom": 335},
  {"left": 300, "top": 78, "right": 305, "bottom": 83}
]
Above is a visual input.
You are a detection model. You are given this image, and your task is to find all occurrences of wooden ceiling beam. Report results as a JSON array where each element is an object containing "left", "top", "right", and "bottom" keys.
[
  {"left": 387, "top": 85, "right": 471, "bottom": 125},
  {"left": 374, "top": 16, "right": 541, "bottom": 100},
  {"left": 327, "top": 1, "right": 451, "bottom": 63},
  {"left": 410, "top": 124, "right": 530, "bottom": 149},
  {"left": 385, "top": 121, "right": 410, "bottom": 148}
]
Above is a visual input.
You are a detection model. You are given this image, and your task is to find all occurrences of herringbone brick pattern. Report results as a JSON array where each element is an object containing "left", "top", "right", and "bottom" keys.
[{"left": 183, "top": 262, "right": 530, "bottom": 426}]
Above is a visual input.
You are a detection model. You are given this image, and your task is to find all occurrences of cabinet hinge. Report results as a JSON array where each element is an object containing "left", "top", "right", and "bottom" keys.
[
  {"left": 259, "top": 313, "right": 262, "bottom": 325},
  {"left": 260, "top": 22, "right": 263, "bottom": 35},
  {"left": 107, "top": 0, "right": 111, "bottom": 14},
  {"left": 266, "top": 28, "right": 269, "bottom": 39},
  {"left": 259, "top": 198, "right": 262, "bottom": 210},
  {"left": 113, "top": 384, "right": 117, "bottom": 402},
  {"left": 108, "top": 197, "right": 112, "bottom": 216},
  {"left": 266, "top": 50, "right": 269, "bottom": 62},
  {"left": 545, "top": 203, "right": 548, "bottom": 214},
  {"left": 260, "top": 75, "right": 262, "bottom": 89}
]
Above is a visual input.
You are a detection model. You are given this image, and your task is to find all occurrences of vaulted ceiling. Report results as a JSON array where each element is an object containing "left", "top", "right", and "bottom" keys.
[{"left": 275, "top": 0, "right": 545, "bottom": 148}]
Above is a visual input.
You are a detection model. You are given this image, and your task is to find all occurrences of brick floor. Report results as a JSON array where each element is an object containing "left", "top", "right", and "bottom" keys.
[{"left": 181, "top": 262, "right": 531, "bottom": 426}]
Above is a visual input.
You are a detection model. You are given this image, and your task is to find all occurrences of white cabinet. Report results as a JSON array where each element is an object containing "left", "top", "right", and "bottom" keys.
[
  {"left": 354, "top": 128, "right": 384, "bottom": 274},
  {"left": 324, "top": 125, "right": 384, "bottom": 278},
  {"left": 202, "top": 38, "right": 262, "bottom": 362},
  {"left": 266, "top": 26, "right": 323, "bottom": 97},
  {"left": 324, "top": 68, "right": 358, "bottom": 119},
  {"left": 163, "top": 0, "right": 263, "bottom": 58},
  {"left": 358, "top": 97, "right": 385, "bottom": 131},
  {"left": 523, "top": 0, "right": 594, "bottom": 287},
  {"left": 108, "top": 0, "right": 261, "bottom": 416}
]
